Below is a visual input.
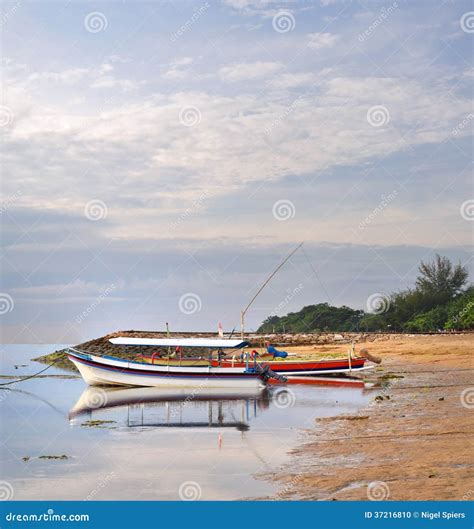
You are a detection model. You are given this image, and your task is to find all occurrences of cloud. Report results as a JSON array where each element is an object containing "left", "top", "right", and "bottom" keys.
[
  {"left": 163, "top": 57, "right": 195, "bottom": 78},
  {"left": 90, "top": 76, "right": 142, "bottom": 91},
  {"left": 1, "top": 0, "right": 472, "bottom": 344},
  {"left": 173, "top": 57, "right": 194, "bottom": 67},
  {"left": 224, "top": 0, "right": 295, "bottom": 15},
  {"left": 267, "top": 72, "right": 315, "bottom": 89},
  {"left": 2, "top": 60, "right": 471, "bottom": 250},
  {"left": 307, "top": 32, "right": 339, "bottom": 49},
  {"left": 27, "top": 68, "right": 90, "bottom": 85},
  {"left": 219, "top": 61, "right": 282, "bottom": 82}
]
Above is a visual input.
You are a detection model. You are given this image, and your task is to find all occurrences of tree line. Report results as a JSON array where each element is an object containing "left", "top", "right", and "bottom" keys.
[{"left": 257, "top": 255, "right": 473, "bottom": 333}]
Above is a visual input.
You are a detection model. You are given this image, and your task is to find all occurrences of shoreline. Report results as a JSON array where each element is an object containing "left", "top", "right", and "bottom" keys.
[
  {"left": 33, "top": 330, "right": 472, "bottom": 371},
  {"left": 264, "top": 334, "right": 473, "bottom": 500}
]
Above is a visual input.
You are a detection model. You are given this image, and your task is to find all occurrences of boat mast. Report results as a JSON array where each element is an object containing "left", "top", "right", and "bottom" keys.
[{"left": 240, "top": 242, "right": 303, "bottom": 339}]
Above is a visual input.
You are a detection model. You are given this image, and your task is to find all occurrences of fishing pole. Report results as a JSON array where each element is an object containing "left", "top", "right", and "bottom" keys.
[{"left": 240, "top": 242, "right": 303, "bottom": 339}]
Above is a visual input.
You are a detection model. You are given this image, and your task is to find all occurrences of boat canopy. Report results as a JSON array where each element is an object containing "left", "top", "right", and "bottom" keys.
[{"left": 109, "top": 337, "right": 249, "bottom": 349}]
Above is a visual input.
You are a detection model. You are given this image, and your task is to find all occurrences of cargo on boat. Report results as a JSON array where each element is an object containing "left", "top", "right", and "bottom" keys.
[{"left": 67, "top": 338, "right": 286, "bottom": 389}]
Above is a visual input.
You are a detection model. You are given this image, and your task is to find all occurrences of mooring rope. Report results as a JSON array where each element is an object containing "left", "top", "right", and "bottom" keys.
[{"left": 0, "top": 357, "right": 62, "bottom": 387}]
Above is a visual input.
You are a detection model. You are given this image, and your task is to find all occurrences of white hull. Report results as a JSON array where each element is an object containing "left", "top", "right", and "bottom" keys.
[
  {"left": 69, "top": 385, "right": 264, "bottom": 417},
  {"left": 68, "top": 353, "right": 264, "bottom": 390},
  {"left": 284, "top": 365, "right": 375, "bottom": 376}
]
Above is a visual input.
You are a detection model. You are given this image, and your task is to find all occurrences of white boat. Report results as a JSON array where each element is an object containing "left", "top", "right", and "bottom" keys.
[
  {"left": 67, "top": 338, "right": 271, "bottom": 389},
  {"left": 68, "top": 385, "right": 265, "bottom": 418}
]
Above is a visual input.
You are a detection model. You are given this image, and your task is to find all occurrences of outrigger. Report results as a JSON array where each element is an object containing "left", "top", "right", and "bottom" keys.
[{"left": 67, "top": 338, "right": 286, "bottom": 389}]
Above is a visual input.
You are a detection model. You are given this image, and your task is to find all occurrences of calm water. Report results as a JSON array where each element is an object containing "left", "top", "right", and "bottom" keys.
[{"left": 0, "top": 345, "right": 372, "bottom": 500}]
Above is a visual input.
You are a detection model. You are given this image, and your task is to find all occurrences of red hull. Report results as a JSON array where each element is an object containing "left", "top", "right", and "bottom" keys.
[{"left": 210, "top": 357, "right": 366, "bottom": 374}]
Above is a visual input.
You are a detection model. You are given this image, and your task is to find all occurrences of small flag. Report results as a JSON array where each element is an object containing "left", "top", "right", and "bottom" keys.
[{"left": 218, "top": 322, "right": 224, "bottom": 338}]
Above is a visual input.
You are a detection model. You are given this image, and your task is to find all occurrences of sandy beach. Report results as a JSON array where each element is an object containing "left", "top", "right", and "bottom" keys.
[{"left": 266, "top": 334, "right": 473, "bottom": 500}]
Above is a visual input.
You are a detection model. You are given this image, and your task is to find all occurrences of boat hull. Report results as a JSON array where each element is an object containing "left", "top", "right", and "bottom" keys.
[
  {"left": 68, "top": 351, "right": 264, "bottom": 390},
  {"left": 210, "top": 357, "right": 368, "bottom": 375}
]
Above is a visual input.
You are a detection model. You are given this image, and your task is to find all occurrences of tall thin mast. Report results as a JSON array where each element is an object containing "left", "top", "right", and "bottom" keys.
[{"left": 240, "top": 242, "right": 303, "bottom": 339}]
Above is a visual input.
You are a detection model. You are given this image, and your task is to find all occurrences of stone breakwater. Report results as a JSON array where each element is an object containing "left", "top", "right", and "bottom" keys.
[{"left": 33, "top": 329, "right": 468, "bottom": 371}]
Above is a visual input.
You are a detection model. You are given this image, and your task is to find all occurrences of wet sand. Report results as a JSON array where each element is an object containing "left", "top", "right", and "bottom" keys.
[{"left": 267, "top": 334, "right": 473, "bottom": 501}]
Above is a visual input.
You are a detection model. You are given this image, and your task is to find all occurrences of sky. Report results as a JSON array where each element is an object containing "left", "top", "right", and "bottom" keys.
[{"left": 0, "top": 0, "right": 473, "bottom": 344}]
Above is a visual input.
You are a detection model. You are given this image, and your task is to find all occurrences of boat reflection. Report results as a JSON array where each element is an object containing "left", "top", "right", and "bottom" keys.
[
  {"left": 69, "top": 386, "right": 270, "bottom": 430},
  {"left": 68, "top": 376, "right": 368, "bottom": 431}
]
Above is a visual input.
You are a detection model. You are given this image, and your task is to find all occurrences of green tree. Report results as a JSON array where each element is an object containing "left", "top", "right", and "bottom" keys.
[
  {"left": 404, "top": 306, "right": 448, "bottom": 332},
  {"left": 444, "top": 286, "right": 474, "bottom": 330},
  {"left": 416, "top": 254, "right": 468, "bottom": 298},
  {"left": 257, "top": 255, "right": 471, "bottom": 333}
]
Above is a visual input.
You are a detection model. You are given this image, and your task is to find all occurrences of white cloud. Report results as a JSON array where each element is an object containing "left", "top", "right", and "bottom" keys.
[
  {"left": 162, "top": 57, "right": 195, "bottom": 80},
  {"left": 3, "top": 61, "right": 470, "bottom": 248},
  {"left": 307, "top": 32, "right": 339, "bottom": 49},
  {"left": 219, "top": 61, "right": 282, "bottom": 82},
  {"left": 90, "top": 76, "right": 142, "bottom": 91},
  {"left": 27, "top": 68, "right": 90, "bottom": 85},
  {"left": 173, "top": 57, "right": 194, "bottom": 67},
  {"left": 224, "top": 0, "right": 292, "bottom": 13},
  {"left": 267, "top": 72, "right": 315, "bottom": 89}
]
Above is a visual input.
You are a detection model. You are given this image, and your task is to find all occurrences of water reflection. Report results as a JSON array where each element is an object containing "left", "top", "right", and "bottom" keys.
[
  {"left": 1, "top": 345, "right": 373, "bottom": 500},
  {"left": 69, "top": 386, "right": 271, "bottom": 430},
  {"left": 68, "top": 377, "right": 368, "bottom": 431}
]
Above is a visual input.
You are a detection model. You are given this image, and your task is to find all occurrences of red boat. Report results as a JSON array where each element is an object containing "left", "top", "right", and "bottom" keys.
[
  {"left": 126, "top": 337, "right": 377, "bottom": 378},
  {"left": 137, "top": 351, "right": 373, "bottom": 377},
  {"left": 209, "top": 355, "right": 370, "bottom": 376}
]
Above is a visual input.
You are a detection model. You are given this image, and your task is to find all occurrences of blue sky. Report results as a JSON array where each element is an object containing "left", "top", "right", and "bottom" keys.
[{"left": 1, "top": 0, "right": 473, "bottom": 343}]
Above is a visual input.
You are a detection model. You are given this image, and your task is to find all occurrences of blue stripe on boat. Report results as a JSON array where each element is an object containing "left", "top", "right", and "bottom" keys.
[{"left": 68, "top": 354, "right": 259, "bottom": 379}]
